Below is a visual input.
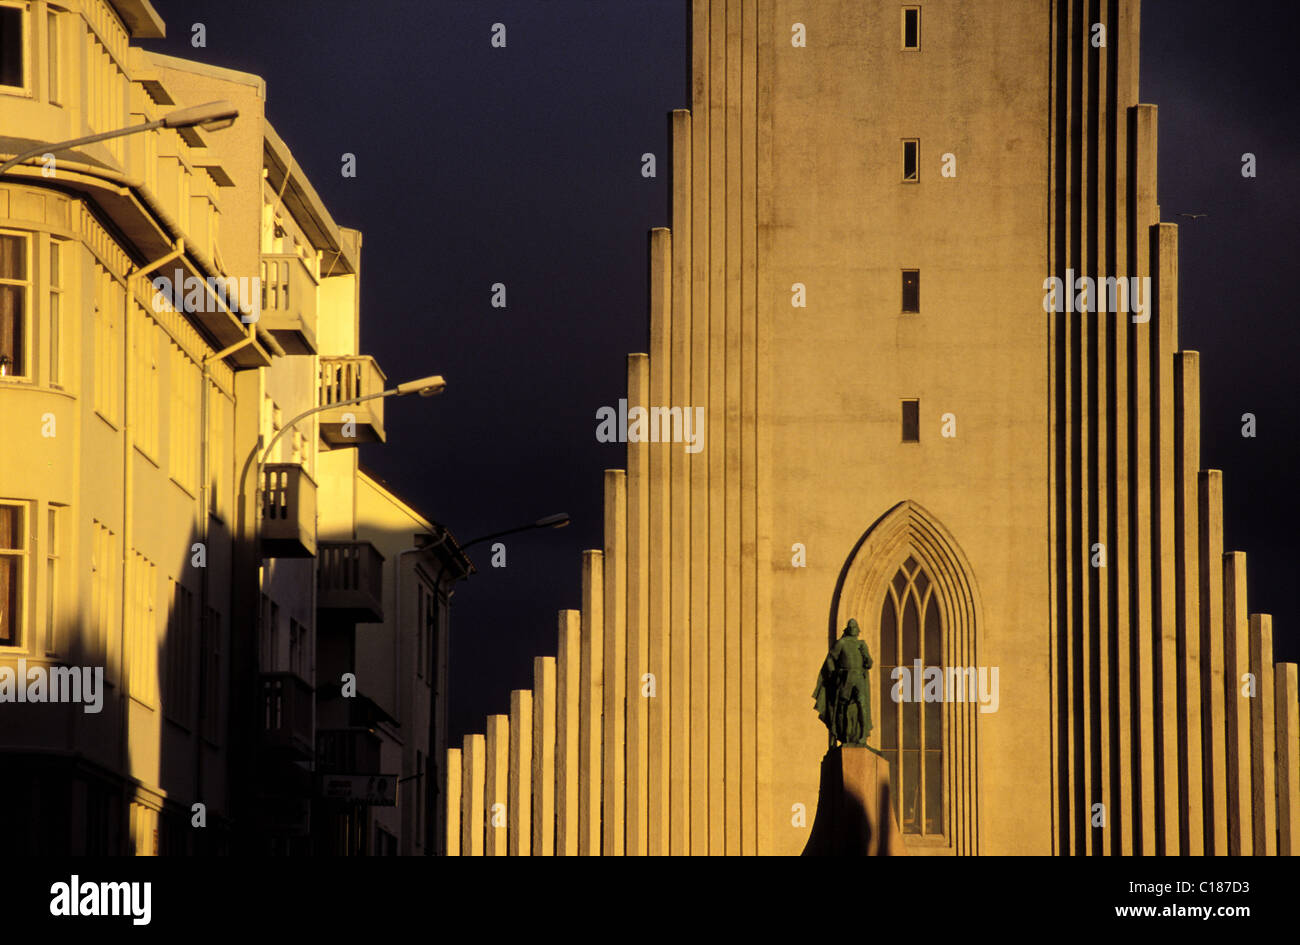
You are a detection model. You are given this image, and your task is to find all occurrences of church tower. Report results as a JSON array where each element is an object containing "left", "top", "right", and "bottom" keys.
[{"left": 446, "top": 0, "right": 1300, "bottom": 856}]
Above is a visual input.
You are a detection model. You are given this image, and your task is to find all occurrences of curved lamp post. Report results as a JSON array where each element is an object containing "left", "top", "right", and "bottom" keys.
[
  {"left": 0, "top": 100, "right": 239, "bottom": 176},
  {"left": 402, "top": 510, "right": 570, "bottom": 853}
]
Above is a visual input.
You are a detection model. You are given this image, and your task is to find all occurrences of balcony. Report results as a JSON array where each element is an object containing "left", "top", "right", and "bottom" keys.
[
  {"left": 261, "top": 463, "right": 317, "bottom": 558},
  {"left": 260, "top": 672, "right": 314, "bottom": 760},
  {"left": 259, "top": 253, "right": 318, "bottom": 355},
  {"left": 317, "top": 727, "right": 382, "bottom": 776},
  {"left": 317, "top": 356, "right": 387, "bottom": 446},
  {"left": 317, "top": 541, "right": 385, "bottom": 622}
]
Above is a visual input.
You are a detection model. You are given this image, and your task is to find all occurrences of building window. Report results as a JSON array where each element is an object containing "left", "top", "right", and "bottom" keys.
[
  {"left": 45, "top": 8, "right": 58, "bottom": 104},
  {"left": 289, "top": 618, "right": 306, "bottom": 678},
  {"left": 208, "top": 384, "right": 228, "bottom": 519},
  {"left": 901, "top": 6, "right": 921, "bottom": 50},
  {"left": 130, "top": 307, "right": 160, "bottom": 458},
  {"left": 902, "top": 399, "right": 920, "bottom": 442},
  {"left": 416, "top": 749, "right": 425, "bottom": 840},
  {"left": 0, "top": 502, "right": 27, "bottom": 646},
  {"left": 261, "top": 594, "right": 279, "bottom": 670},
  {"left": 164, "top": 580, "right": 194, "bottom": 725},
  {"left": 427, "top": 589, "right": 438, "bottom": 683},
  {"left": 0, "top": 2, "right": 26, "bottom": 92},
  {"left": 93, "top": 265, "right": 123, "bottom": 423},
  {"left": 0, "top": 231, "right": 30, "bottom": 378},
  {"left": 126, "top": 550, "right": 158, "bottom": 706},
  {"left": 902, "top": 139, "right": 919, "bottom": 182},
  {"left": 168, "top": 343, "right": 199, "bottom": 492},
  {"left": 48, "top": 239, "right": 62, "bottom": 386},
  {"left": 879, "top": 556, "right": 943, "bottom": 835},
  {"left": 90, "top": 521, "right": 117, "bottom": 665},
  {"left": 200, "top": 608, "right": 222, "bottom": 744},
  {"left": 902, "top": 269, "right": 920, "bottom": 313},
  {"left": 44, "top": 504, "right": 62, "bottom": 655}
]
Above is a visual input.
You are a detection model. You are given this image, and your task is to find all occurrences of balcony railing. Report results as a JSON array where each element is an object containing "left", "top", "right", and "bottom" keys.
[
  {"left": 317, "top": 355, "right": 387, "bottom": 446},
  {"left": 317, "top": 727, "right": 382, "bottom": 776},
  {"left": 260, "top": 671, "right": 314, "bottom": 760},
  {"left": 261, "top": 463, "right": 317, "bottom": 558},
  {"left": 317, "top": 541, "right": 385, "bottom": 622},
  {"left": 260, "top": 252, "right": 318, "bottom": 355}
]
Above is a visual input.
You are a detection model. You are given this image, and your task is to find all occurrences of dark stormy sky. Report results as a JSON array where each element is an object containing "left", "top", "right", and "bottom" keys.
[{"left": 142, "top": 1, "right": 1298, "bottom": 741}]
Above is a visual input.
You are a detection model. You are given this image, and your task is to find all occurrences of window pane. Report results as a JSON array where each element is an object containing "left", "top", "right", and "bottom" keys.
[
  {"left": 0, "top": 234, "right": 25, "bottom": 278},
  {"left": 0, "top": 505, "right": 22, "bottom": 549},
  {"left": 901, "top": 590, "right": 919, "bottom": 663},
  {"left": 903, "top": 687, "right": 920, "bottom": 749},
  {"left": 0, "top": 284, "right": 24, "bottom": 375},
  {"left": 902, "top": 269, "right": 920, "bottom": 312},
  {"left": 0, "top": 7, "right": 22, "bottom": 87},
  {"left": 0, "top": 556, "right": 19, "bottom": 645},
  {"left": 47, "top": 11, "right": 57, "bottom": 101},
  {"left": 880, "top": 591, "right": 896, "bottom": 666},
  {"left": 881, "top": 685, "right": 897, "bottom": 750},
  {"left": 924, "top": 593, "right": 941, "bottom": 665},
  {"left": 924, "top": 750, "right": 942, "bottom": 834},
  {"left": 903, "top": 8, "right": 920, "bottom": 49},
  {"left": 902, "top": 399, "right": 920, "bottom": 442},
  {"left": 902, "top": 749, "right": 919, "bottom": 831},
  {"left": 924, "top": 691, "right": 941, "bottom": 749},
  {"left": 903, "top": 140, "right": 918, "bottom": 181}
]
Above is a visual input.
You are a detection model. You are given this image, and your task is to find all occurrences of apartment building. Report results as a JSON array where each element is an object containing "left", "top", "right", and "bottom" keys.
[{"left": 0, "top": 0, "right": 464, "bottom": 855}]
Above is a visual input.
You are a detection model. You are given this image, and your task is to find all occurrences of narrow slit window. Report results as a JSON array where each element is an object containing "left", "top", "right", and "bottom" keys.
[
  {"left": 902, "top": 6, "right": 921, "bottom": 50},
  {"left": 902, "top": 269, "right": 920, "bottom": 313},
  {"left": 902, "top": 139, "right": 919, "bottom": 182},
  {"left": 902, "top": 400, "right": 920, "bottom": 442}
]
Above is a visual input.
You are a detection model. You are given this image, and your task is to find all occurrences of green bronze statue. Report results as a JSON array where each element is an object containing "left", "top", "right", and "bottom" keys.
[{"left": 813, "top": 618, "right": 873, "bottom": 747}]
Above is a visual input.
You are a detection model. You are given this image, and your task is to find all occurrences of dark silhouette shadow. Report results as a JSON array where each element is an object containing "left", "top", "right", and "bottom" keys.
[{"left": 803, "top": 746, "right": 906, "bottom": 856}]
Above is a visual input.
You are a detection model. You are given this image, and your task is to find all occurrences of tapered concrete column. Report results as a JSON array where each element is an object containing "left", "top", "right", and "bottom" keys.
[
  {"left": 578, "top": 550, "right": 604, "bottom": 854},
  {"left": 445, "top": 747, "right": 462, "bottom": 856},
  {"left": 1173, "top": 351, "right": 1203, "bottom": 854},
  {"left": 625, "top": 353, "right": 651, "bottom": 856},
  {"left": 603, "top": 470, "right": 627, "bottom": 855},
  {"left": 1222, "top": 552, "right": 1253, "bottom": 855},
  {"left": 509, "top": 690, "right": 532, "bottom": 856},
  {"left": 461, "top": 733, "right": 485, "bottom": 857},
  {"left": 1128, "top": 104, "right": 1159, "bottom": 856},
  {"left": 1151, "top": 222, "right": 1181, "bottom": 854},
  {"left": 485, "top": 714, "right": 509, "bottom": 856},
  {"left": 1274, "top": 663, "right": 1300, "bottom": 855},
  {"left": 1247, "top": 615, "right": 1276, "bottom": 855},
  {"left": 668, "top": 107, "right": 693, "bottom": 858},
  {"left": 532, "top": 656, "right": 556, "bottom": 856},
  {"left": 1197, "top": 470, "right": 1228, "bottom": 854},
  {"left": 645, "top": 228, "right": 673, "bottom": 857},
  {"left": 555, "top": 609, "right": 580, "bottom": 855}
]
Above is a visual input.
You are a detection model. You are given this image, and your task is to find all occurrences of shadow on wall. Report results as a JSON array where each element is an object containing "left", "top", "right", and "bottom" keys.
[
  {"left": 803, "top": 746, "right": 908, "bottom": 856},
  {"left": 0, "top": 517, "right": 221, "bottom": 855}
]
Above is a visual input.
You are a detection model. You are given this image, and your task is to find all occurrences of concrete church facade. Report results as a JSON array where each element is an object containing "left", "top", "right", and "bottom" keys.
[{"left": 447, "top": 0, "right": 1300, "bottom": 855}]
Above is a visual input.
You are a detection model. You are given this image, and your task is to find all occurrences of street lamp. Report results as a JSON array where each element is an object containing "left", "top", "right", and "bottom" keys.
[
  {"left": 0, "top": 100, "right": 239, "bottom": 175},
  {"left": 257, "top": 373, "right": 446, "bottom": 475},
  {"left": 409, "top": 509, "right": 569, "bottom": 853}
]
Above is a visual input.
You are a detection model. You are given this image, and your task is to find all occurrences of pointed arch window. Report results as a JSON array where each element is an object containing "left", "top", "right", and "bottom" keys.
[{"left": 879, "top": 554, "right": 944, "bottom": 836}]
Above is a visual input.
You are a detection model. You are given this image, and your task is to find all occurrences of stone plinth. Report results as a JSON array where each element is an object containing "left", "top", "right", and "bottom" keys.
[{"left": 803, "top": 747, "right": 908, "bottom": 856}]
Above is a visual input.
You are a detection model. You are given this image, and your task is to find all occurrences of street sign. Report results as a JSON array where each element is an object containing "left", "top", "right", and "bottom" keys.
[{"left": 318, "top": 773, "right": 398, "bottom": 806}]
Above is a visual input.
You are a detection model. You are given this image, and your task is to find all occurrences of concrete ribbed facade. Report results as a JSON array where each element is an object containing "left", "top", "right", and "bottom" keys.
[{"left": 448, "top": 0, "right": 1300, "bottom": 855}]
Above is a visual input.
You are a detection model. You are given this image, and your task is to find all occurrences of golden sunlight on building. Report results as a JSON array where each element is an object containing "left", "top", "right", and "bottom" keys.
[
  {"left": 0, "top": 0, "right": 466, "bottom": 855},
  {"left": 446, "top": 0, "right": 1300, "bottom": 856}
]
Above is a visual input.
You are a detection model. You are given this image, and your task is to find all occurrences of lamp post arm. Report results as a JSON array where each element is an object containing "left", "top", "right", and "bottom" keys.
[
  {"left": 458, "top": 524, "right": 541, "bottom": 552},
  {"left": 258, "top": 387, "right": 394, "bottom": 472},
  {"left": 0, "top": 119, "right": 164, "bottom": 175}
]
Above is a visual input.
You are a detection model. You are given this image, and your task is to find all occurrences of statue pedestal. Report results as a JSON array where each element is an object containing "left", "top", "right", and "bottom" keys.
[{"left": 802, "top": 746, "right": 908, "bottom": 856}]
